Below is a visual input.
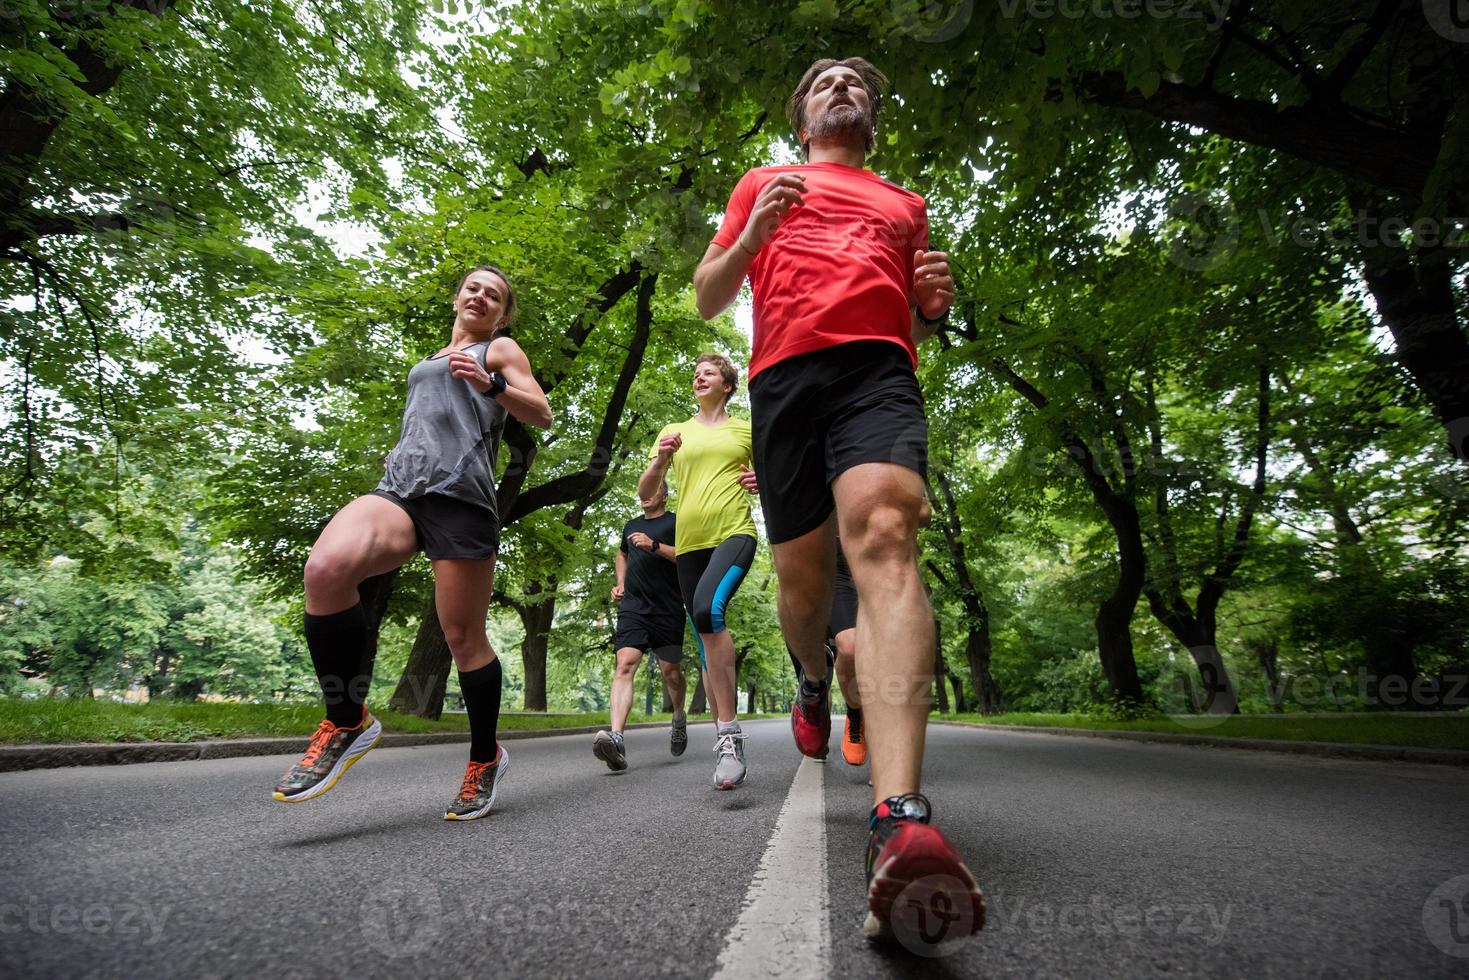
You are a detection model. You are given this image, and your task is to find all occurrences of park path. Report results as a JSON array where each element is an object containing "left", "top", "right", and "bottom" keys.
[{"left": 2, "top": 719, "right": 1467, "bottom": 978}]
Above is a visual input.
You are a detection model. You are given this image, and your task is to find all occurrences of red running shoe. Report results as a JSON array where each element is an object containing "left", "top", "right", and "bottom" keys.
[
  {"left": 790, "top": 674, "right": 831, "bottom": 759},
  {"left": 864, "top": 793, "right": 985, "bottom": 948}
]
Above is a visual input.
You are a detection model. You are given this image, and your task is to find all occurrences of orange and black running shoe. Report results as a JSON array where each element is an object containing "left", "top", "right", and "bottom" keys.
[
  {"left": 841, "top": 711, "right": 867, "bottom": 766},
  {"left": 444, "top": 744, "right": 509, "bottom": 821},
  {"left": 273, "top": 711, "right": 381, "bottom": 803}
]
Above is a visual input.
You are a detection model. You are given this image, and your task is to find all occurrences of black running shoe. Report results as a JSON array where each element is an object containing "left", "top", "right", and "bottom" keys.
[
  {"left": 592, "top": 730, "right": 627, "bottom": 772},
  {"left": 670, "top": 715, "right": 687, "bottom": 757},
  {"left": 445, "top": 745, "right": 509, "bottom": 821},
  {"left": 864, "top": 793, "right": 985, "bottom": 947},
  {"left": 273, "top": 711, "right": 381, "bottom": 803}
]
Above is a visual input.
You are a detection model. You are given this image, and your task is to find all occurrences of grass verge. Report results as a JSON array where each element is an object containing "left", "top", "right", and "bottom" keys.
[
  {"left": 940, "top": 711, "right": 1469, "bottom": 750},
  {"left": 0, "top": 700, "right": 732, "bottom": 745}
]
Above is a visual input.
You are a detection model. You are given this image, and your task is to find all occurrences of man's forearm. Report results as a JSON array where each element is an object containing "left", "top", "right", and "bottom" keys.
[{"left": 695, "top": 244, "right": 755, "bottom": 320}]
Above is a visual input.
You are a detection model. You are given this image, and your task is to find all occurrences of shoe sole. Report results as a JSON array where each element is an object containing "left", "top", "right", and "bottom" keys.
[
  {"left": 272, "top": 717, "right": 382, "bottom": 804},
  {"left": 444, "top": 746, "right": 510, "bottom": 821},
  {"left": 863, "top": 831, "right": 986, "bottom": 944},
  {"left": 592, "top": 731, "right": 628, "bottom": 772},
  {"left": 713, "top": 772, "right": 745, "bottom": 790}
]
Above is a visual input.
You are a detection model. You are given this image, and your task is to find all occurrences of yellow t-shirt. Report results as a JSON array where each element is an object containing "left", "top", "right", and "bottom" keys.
[{"left": 651, "top": 415, "right": 758, "bottom": 555}]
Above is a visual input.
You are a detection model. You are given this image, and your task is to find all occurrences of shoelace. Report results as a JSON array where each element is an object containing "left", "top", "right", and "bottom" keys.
[
  {"left": 297, "top": 720, "right": 338, "bottom": 768},
  {"left": 713, "top": 731, "right": 747, "bottom": 757},
  {"left": 458, "top": 761, "right": 489, "bottom": 800}
]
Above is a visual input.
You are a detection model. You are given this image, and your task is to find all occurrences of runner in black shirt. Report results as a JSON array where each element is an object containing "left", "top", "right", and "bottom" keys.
[{"left": 592, "top": 481, "right": 687, "bottom": 770}]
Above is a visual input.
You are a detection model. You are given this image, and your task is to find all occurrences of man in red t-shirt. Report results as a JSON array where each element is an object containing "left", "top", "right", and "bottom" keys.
[{"left": 694, "top": 57, "right": 984, "bottom": 948}]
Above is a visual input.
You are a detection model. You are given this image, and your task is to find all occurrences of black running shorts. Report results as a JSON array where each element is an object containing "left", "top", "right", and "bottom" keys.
[
  {"left": 750, "top": 340, "right": 928, "bottom": 544},
  {"left": 612, "top": 613, "right": 684, "bottom": 663},
  {"left": 370, "top": 490, "right": 500, "bottom": 561}
]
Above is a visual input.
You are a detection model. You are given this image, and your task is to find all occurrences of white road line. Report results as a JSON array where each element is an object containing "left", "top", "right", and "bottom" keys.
[{"left": 711, "top": 756, "right": 829, "bottom": 980}]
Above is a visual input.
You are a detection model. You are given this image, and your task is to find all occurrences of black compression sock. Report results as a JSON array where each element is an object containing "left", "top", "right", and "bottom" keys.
[
  {"left": 304, "top": 604, "right": 370, "bottom": 728},
  {"left": 459, "top": 658, "right": 503, "bottom": 763}
]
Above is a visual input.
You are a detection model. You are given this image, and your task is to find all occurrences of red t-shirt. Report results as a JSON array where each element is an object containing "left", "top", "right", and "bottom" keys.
[{"left": 711, "top": 162, "right": 929, "bottom": 382}]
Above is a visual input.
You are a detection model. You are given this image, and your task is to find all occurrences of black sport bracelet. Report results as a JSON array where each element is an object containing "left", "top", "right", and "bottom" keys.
[
  {"left": 483, "top": 371, "right": 508, "bottom": 398},
  {"left": 914, "top": 305, "right": 949, "bottom": 329}
]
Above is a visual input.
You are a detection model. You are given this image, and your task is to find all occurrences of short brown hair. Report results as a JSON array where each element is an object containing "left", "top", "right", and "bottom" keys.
[
  {"left": 456, "top": 264, "right": 518, "bottom": 329},
  {"left": 695, "top": 352, "right": 738, "bottom": 403},
  {"left": 785, "top": 57, "right": 888, "bottom": 160}
]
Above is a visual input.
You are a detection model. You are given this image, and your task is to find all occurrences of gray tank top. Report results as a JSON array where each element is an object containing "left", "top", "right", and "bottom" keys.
[{"left": 377, "top": 340, "right": 508, "bottom": 515}]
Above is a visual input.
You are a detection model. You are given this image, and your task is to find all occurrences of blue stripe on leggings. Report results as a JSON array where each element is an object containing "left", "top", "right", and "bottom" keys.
[
  {"left": 688, "top": 613, "right": 707, "bottom": 670},
  {"left": 709, "top": 564, "right": 748, "bottom": 633}
]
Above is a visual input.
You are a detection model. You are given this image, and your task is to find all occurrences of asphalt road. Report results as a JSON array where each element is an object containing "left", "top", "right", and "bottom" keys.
[{"left": 2, "top": 719, "right": 1467, "bottom": 978}]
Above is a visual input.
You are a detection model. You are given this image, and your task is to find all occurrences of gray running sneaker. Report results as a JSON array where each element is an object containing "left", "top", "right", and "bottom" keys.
[
  {"left": 593, "top": 730, "right": 627, "bottom": 772},
  {"left": 273, "top": 711, "right": 381, "bottom": 803},
  {"left": 445, "top": 744, "right": 509, "bottom": 821},
  {"left": 712, "top": 728, "right": 747, "bottom": 790},
  {"left": 670, "top": 715, "right": 688, "bottom": 757}
]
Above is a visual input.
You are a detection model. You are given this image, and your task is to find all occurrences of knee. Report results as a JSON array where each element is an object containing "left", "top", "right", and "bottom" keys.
[
  {"left": 835, "top": 632, "right": 856, "bottom": 666},
  {"left": 303, "top": 550, "right": 358, "bottom": 599},
  {"left": 692, "top": 608, "right": 717, "bottom": 634},
  {"left": 846, "top": 503, "right": 920, "bottom": 567},
  {"left": 776, "top": 583, "right": 826, "bottom": 622},
  {"left": 441, "top": 621, "right": 485, "bottom": 656},
  {"left": 659, "top": 662, "right": 683, "bottom": 683},
  {"left": 615, "top": 657, "right": 640, "bottom": 679}
]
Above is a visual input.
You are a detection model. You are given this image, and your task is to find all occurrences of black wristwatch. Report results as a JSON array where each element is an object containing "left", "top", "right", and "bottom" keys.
[
  {"left": 914, "top": 304, "right": 949, "bottom": 329},
  {"left": 483, "top": 371, "right": 508, "bottom": 399}
]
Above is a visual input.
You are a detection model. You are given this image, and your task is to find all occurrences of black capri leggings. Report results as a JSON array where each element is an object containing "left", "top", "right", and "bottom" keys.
[{"left": 677, "top": 534, "right": 757, "bottom": 665}]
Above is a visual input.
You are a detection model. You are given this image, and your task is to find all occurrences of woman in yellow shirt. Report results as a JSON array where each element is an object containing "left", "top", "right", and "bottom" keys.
[{"left": 638, "top": 353, "right": 759, "bottom": 789}]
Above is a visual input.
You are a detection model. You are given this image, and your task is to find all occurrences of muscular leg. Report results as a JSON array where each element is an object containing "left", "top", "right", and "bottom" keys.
[
  {"left": 769, "top": 516, "right": 836, "bottom": 684},
  {"left": 431, "top": 558, "right": 497, "bottom": 672},
  {"left": 433, "top": 558, "right": 500, "bottom": 762},
  {"left": 658, "top": 659, "right": 687, "bottom": 716},
  {"left": 609, "top": 646, "right": 644, "bottom": 733},
  {"left": 833, "top": 462, "right": 933, "bottom": 804},
  {"left": 301, "top": 495, "right": 417, "bottom": 725},
  {"left": 303, "top": 494, "right": 417, "bottom": 615}
]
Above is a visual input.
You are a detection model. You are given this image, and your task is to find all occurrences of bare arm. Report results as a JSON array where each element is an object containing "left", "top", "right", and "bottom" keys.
[
  {"left": 637, "top": 432, "right": 681, "bottom": 500},
  {"left": 487, "top": 336, "right": 553, "bottom": 429},
  {"left": 611, "top": 549, "right": 626, "bottom": 603},
  {"left": 693, "top": 173, "right": 807, "bottom": 320}
]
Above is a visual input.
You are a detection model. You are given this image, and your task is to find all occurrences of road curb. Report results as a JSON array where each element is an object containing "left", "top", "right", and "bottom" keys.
[
  {"left": 0, "top": 720, "right": 704, "bottom": 773},
  {"left": 934, "top": 720, "right": 1469, "bottom": 767}
]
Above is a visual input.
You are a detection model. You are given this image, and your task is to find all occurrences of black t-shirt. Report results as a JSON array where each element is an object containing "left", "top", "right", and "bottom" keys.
[{"left": 619, "top": 511, "right": 682, "bottom": 620}]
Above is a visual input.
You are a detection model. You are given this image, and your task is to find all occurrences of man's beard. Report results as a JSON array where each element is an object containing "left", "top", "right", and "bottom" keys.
[{"left": 807, "top": 103, "right": 871, "bottom": 146}]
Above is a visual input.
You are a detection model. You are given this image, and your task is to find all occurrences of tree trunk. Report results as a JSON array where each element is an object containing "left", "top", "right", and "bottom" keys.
[
  {"left": 690, "top": 673, "right": 707, "bottom": 714},
  {"left": 1252, "top": 638, "right": 1284, "bottom": 714},
  {"left": 949, "top": 672, "right": 969, "bottom": 714},
  {"left": 747, "top": 683, "right": 756, "bottom": 715},
  {"left": 517, "top": 587, "right": 555, "bottom": 712},
  {"left": 645, "top": 654, "right": 655, "bottom": 715},
  {"left": 356, "top": 569, "right": 398, "bottom": 682},
  {"left": 388, "top": 591, "right": 451, "bottom": 719}
]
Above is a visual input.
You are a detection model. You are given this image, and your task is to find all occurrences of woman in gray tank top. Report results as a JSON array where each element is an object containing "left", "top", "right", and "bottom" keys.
[{"left": 272, "top": 266, "right": 552, "bottom": 821}]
